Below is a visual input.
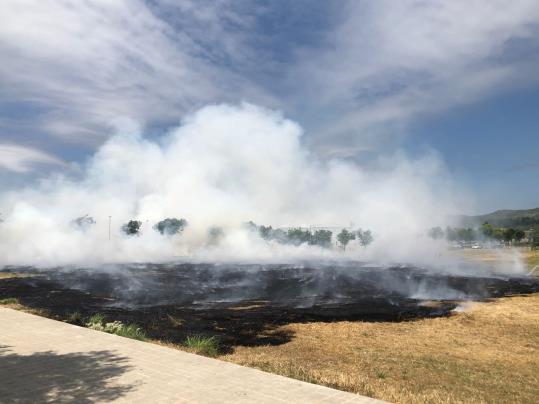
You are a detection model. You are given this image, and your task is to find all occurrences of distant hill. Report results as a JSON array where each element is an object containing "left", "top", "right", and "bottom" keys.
[{"left": 457, "top": 208, "right": 539, "bottom": 230}]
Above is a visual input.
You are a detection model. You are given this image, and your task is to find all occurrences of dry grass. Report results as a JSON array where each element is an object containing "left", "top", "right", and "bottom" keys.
[
  {"left": 223, "top": 295, "right": 539, "bottom": 403},
  {"left": 0, "top": 297, "right": 20, "bottom": 305},
  {"left": 222, "top": 251, "right": 539, "bottom": 403},
  {"left": 0, "top": 299, "right": 51, "bottom": 318},
  {"left": 455, "top": 247, "right": 539, "bottom": 271},
  {"left": 526, "top": 250, "right": 539, "bottom": 273},
  {"left": 0, "top": 272, "right": 30, "bottom": 279}
]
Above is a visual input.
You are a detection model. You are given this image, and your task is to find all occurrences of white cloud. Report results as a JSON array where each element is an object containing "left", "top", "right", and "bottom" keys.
[
  {"left": 0, "top": 0, "right": 274, "bottom": 143},
  {"left": 289, "top": 0, "right": 539, "bottom": 154},
  {"left": 0, "top": 144, "right": 65, "bottom": 173},
  {"left": 1, "top": 0, "right": 539, "bottom": 159}
]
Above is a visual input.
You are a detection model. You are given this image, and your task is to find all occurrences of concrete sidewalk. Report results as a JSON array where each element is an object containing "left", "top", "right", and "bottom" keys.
[{"left": 0, "top": 308, "right": 385, "bottom": 403}]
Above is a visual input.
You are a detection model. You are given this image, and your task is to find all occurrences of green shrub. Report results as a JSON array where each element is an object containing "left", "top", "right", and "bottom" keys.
[
  {"left": 0, "top": 297, "right": 19, "bottom": 305},
  {"left": 184, "top": 335, "right": 219, "bottom": 357},
  {"left": 102, "top": 321, "right": 146, "bottom": 340},
  {"left": 86, "top": 313, "right": 106, "bottom": 330},
  {"left": 67, "top": 311, "right": 82, "bottom": 324},
  {"left": 85, "top": 315, "right": 146, "bottom": 341},
  {"left": 109, "top": 323, "right": 146, "bottom": 341}
]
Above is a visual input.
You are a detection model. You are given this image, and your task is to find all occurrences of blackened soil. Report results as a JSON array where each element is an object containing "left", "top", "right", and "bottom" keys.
[{"left": 1, "top": 263, "right": 538, "bottom": 353}]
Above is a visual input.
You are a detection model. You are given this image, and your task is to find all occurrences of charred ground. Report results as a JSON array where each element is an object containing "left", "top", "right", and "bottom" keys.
[{"left": 1, "top": 263, "right": 538, "bottom": 353}]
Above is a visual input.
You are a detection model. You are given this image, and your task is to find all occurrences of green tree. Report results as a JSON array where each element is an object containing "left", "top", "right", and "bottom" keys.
[
  {"left": 503, "top": 228, "right": 516, "bottom": 243},
  {"left": 154, "top": 218, "right": 187, "bottom": 236},
  {"left": 311, "top": 230, "right": 333, "bottom": 247},
  {"left": 492, "top": 228, "right": 504, "bottom": 241},
  {"left": 270, "top": 228, "right": 288, "bottom": 243},
  {"left": 287, "top": 228, "right": 312, "bottom": 245},
  {"left": 356, "top": 229, "right": 374, "bottom": 247},
  {"left": 245, "top": 222, "right": 284, "bottom": 242},
  {"left": 514, "top": 229, "right": 525, "bottom": 242},
  {"left": 122, "top": 220, "right": 142, "bottom": 236},
  {"left": 337, "top": 229, "right": 355, "bottom": 250},
  {"left": 428, "top": 226, "right": 444, "bottom": 240},
  {"left": 259, "top": 225, "right": 274, "bottom": 240},
  {"left": 480, "top": 222, "right": 494, "bottom": 238},
  {"left": 457, "top": 227, "right": 475, "bottom": 242}
]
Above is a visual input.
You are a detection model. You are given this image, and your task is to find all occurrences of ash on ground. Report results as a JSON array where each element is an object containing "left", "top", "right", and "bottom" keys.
[{"left": 1, "top": 262, "right": 537, "bottom": 351}]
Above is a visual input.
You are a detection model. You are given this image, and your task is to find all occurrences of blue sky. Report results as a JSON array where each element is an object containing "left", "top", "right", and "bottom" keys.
[{"left": 0, "top": 0, "right": 538, "bottom": 213}]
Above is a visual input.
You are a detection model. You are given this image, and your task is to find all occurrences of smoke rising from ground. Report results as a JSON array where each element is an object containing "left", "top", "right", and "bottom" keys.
[{"left": 0, "top": 103, "right": 481, "bottom": 267}]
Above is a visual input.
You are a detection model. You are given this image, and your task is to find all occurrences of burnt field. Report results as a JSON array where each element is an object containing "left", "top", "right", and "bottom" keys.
[{"left": 1, "top": 262, "right": 538, "bottom": 352}]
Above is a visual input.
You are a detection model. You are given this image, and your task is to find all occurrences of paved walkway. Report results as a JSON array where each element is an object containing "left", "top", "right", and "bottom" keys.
[{"left": 0, "top": 308, "right": 385, "bottom": 403}]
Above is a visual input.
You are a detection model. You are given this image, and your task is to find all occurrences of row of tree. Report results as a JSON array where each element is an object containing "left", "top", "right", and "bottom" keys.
[
  {"left": 335, "top": 228, "right": 374, "bottom": 250},
  {"left": 71, "top": 216, "right": 375, "bottom": 248},
  {"left": 123, "top": 218, "right": 188, "bottom": 236},
  {"left": 72, "top": 215, "right": 188, "bottom": 236},
  {"left": 428, "top": 222, "right": 526, "bottom": 243},
  {"left": 246, "top": 222, "right": 373, "bottom": 249}
]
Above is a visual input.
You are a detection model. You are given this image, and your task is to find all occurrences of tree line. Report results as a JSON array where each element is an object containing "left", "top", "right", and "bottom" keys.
[
  {"left": 71, "top": 215, "right": 188, "bottom": 236},
  {"left": 67, "top": 216, "right": 376, "bottom": 249},
  {"left": 246, "top": 222, "right": 373, "bottom": 250},
  {"left": 428, "top": 222, "right": 526, "bottom": 243}
]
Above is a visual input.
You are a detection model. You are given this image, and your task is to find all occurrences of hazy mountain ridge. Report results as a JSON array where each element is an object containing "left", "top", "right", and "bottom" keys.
[{"left": 457, "top": 208, "right": 539, "bottom": 230}]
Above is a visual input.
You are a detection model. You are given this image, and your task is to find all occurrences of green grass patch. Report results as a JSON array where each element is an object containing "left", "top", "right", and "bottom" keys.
[
  {"left": 0, "top": 297, "right": 19, "bottom": 305},
  {"left": 66, "top": 311, "right": 83, "bottom": 324},
  {"left": 86, "top": 313, "right": 105, "bottom": 328},
  {"left": 107, "top": 322, "right": 146, "bottom": 341},
  {"left": 85, "top": 314, "right": 146, "bottom": 341},
  {"left": 184, "top": 334, "right": 220, "bottom": 357}
]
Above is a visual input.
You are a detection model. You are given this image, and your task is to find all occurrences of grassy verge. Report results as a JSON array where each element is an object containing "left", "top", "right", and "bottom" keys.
[
  {"left": 0, "top": 302, "right": 147, "bottom": 342},
  {"left": 183, "top": 335, "right": 220, "bottom": 357},
  {"left": 0, "top": 297, "right": 20, "bottom": 305},
  {"left": 85, "top": 314, "right": 146, "bottom": 341}
]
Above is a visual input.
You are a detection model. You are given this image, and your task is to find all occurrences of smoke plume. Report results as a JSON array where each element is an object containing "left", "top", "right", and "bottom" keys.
[{"left": 0, "top": 103, "right": 478, "bottom": 267}]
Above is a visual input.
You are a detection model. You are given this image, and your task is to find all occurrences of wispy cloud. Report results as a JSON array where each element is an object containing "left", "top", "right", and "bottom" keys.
[
  {"left": 289, "top": 0, "right": 539, "bottom": 155},
  {"left": 1, "top": 0, "right": 539, "bottom": 161},
  {"left": 0, "top": 0, "right": 273, "bottom": 143},
  {"left": 0, "top": 144, "right": 65, "bottom": 173}
]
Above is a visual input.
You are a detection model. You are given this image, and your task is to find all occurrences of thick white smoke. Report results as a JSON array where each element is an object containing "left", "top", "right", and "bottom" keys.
[{"left": 0, "top": 103, "right": 469, "bottom": 266}]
